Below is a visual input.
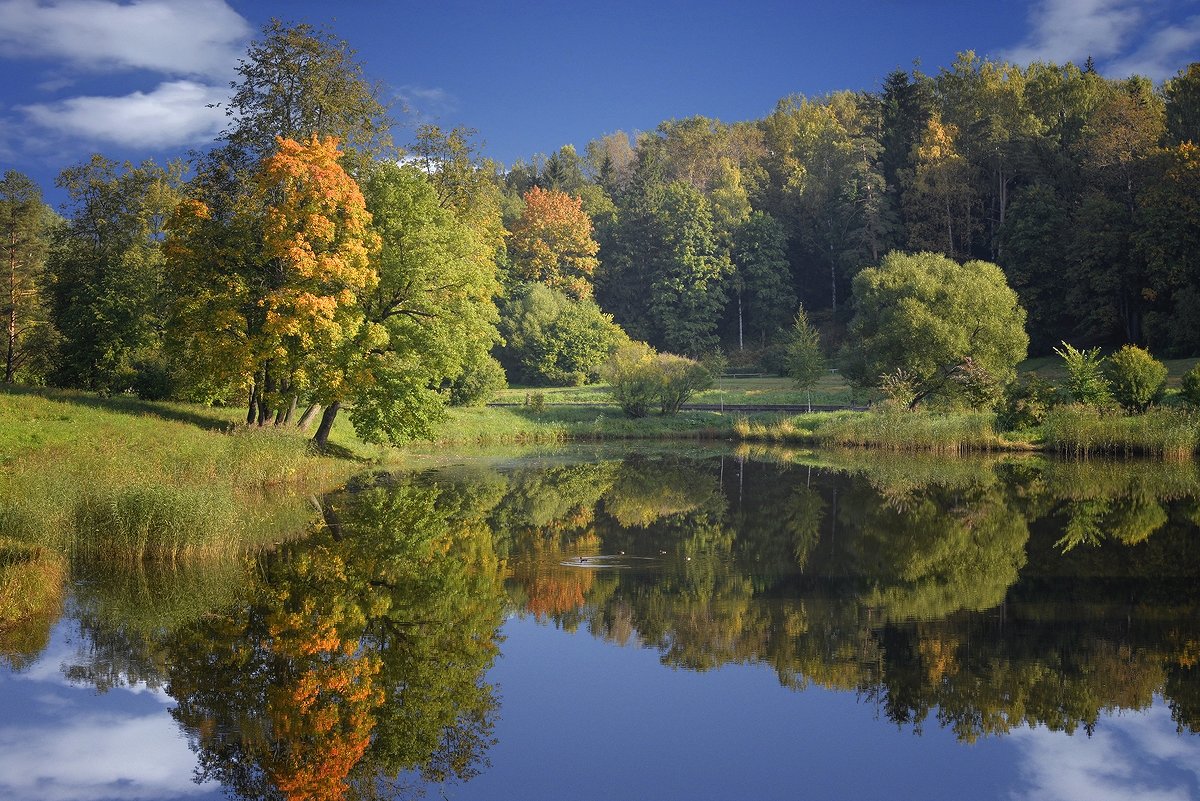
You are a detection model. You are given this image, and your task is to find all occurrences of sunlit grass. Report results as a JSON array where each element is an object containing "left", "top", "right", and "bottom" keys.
[
  {"left": 0, "top": 387, "right": 356, "bottom": 561},
  {"left": 1042, "top": 405, "right": 1200, "bottom": 459}
]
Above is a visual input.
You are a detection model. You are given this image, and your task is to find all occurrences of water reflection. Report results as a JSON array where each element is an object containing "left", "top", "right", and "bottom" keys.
[{"left": 1, "top": 449, "right": 1199, "bottom": 799}]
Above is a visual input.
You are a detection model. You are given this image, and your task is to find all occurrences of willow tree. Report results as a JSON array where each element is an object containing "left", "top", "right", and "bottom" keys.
[{"left": 843, "top": 251, "right": 1028, "bottom": 406}]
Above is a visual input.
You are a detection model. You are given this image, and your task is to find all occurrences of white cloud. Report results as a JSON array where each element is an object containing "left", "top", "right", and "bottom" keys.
[
  {"left": 1003, "top": 0, "right": 1200, "bottom": 81},
  {"left": 396, "top": 84, "right": 459, "bottom": 124},
  {"left": 0, "top": 710, "right": 211, "bottom": 801},
  {"left": 1108, "top": 15, "right": 1200, "bottom": 81},
  {"left": 1008, "top": 705, "right": 1200, "bottom": 801},
  {"left": 0, "top": 0, "right": 250, "bottom": 79},
  {"left": 1003, "top": 0, "right": 1142, "bottom": 65},
  {"left": 18, "top": 79, "right": 228, "bottom": 148}
]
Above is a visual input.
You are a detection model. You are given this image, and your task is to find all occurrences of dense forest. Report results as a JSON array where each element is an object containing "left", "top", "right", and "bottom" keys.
[{"left": 2, "top": 19, "right": 1198, "bottom": 443}]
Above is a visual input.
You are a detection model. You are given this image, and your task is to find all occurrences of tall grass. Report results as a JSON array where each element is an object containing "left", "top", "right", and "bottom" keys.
[
  {"left": 810, "top": 408, "right": 1001, "bottom": 453},
  {"left": 1042, "top": 405, "right": 1199, "bottom": 459},
  {"left": 0, "top": 389, "right": 356, "bottom": 561}
]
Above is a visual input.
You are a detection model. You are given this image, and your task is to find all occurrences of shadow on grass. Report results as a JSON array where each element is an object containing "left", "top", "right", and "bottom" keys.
[{"left": 2, "top": 384, "right": 238, "bottom": 434}]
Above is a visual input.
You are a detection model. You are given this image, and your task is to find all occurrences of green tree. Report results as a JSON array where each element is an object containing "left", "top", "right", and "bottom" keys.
[
  {"left": 842, "top": 251, "right": 1028, "bottom": 406},
  {"left": 219, "top": 18, "right": 393, "bottom": 169},
  {"left": 498, "top": 282, "right": 626, "bottom": 386},
  {"left": 1053, "top": 342, "right": 1112, "bottom": 406},
  {"left": 0, "top": 171, "right": 58, "bottom": 383},
  {"left": 998, "top": 184, "right": 1071, "bottom": 351},
  {"left": 785, "top": 306, "right": 824, "bottom": 411},
  {"left": 731, "top": 212, "right": 795, "bottom": 349},
  {"left": 1163, "top": 63, "right": 1200, "bottom": 146},
  {"left": 762, "top": 93, "right": 889, "bottom": 313},
  {"left": 648, "top": 182, "right": 731, "bottom": 355},
  {"left": 49, "top": 156, "right": 182, "bottom": 393},
  {"left": 1105, "top": 344, "right": 1167, "bottom": 412},
  {"left": 342, "top": 160, "right": 502, "bottom": 444}
]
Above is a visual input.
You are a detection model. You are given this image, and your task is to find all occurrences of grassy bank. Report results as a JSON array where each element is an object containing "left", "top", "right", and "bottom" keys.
[
  {"left": 495, "top": 373, "right": 858, "bottom": 408},
  {"left": 0, "top": 386, "right": 358, "bottom": 560},
  {"left": 4, "top": 384, "right": 1198, "bottom": 567}
]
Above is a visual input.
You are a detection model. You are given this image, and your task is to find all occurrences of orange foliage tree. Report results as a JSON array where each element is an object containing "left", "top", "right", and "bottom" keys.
[
  {"left": 166, "top": 135, "right": 379, "bottom": 426},
  {"left": 507, "top": 186, "right": 599, "bottom": 300}
]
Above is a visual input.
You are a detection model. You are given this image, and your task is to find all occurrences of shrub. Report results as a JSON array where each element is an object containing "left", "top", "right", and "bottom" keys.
[
  {"left": 449, "top": 353, "right": 507, "bottom": 406},
  {"left": 656, "top": 354, "right": 713, "bottom": 414},
  {"left": 603, "top": 343, "right": 659, "bottom": 418},
  {"left": 1183, "top": 363, "right": 1200, "bottom": 407},
  {"left": 996, "top": 374, "right": 1059, "bottom": 430},
  {"left": 603, "top": 344, "right": 712, "bottom": 417},
  {"left": 1105, "top": 345, "right": 1167, "bottom": 412},
  {"left": 1054, "top": 342, "right": 1112, "bottom": 406}
]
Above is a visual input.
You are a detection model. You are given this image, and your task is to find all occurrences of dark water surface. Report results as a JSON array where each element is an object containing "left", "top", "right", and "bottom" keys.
[{"left": 2, "top": 447, "right": 1199, "bottom": 800}]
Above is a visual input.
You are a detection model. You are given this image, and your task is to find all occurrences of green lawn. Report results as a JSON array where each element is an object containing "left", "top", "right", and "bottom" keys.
[{"left": 496, "top": 372, "right": 859, "bottom": 408}]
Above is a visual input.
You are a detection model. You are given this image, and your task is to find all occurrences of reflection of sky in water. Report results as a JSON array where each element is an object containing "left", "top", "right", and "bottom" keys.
[
  {"left": 0, "top": 620, "right": 220, "bottom": 801},
  {"left": 3, "top": 605, "right": 1200, "bottom": 799},
  {"left": 422, "top": 616, "right": 1200, "bottom": 801},
  {"left": 1010, "top": 705, "right": 1200, "bottom": 801}
]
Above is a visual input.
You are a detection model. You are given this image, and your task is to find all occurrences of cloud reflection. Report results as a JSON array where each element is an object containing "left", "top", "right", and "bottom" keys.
[
  {"left": 1009, "top": 704, "right": 1200, "bottom": 801},
  {"left": 0, "top": 633, "right": 210, "bottom": 801}
]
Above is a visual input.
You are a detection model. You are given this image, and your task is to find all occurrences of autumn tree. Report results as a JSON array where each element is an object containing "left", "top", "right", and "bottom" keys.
[
  {"left": 0, "top": 171, "right": 58, "bottom": 383},
  {"left": 507, "top": 186, "right": 600, "bottom": 299},
  {"left": 166, "top": 136, "right": 379, "bottom": 433}
]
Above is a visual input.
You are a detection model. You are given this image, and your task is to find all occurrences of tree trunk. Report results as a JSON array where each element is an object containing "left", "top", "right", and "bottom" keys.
[
  {"left": 312, "top": 400, "right": 342, "bottom": 449},
  {"left": 279, "top": 394, "right": 298, "bottom": 425},
  {"left": 245, "top": 383, "right": 258, "bottom": 426},
  {"left": 6, "top": 234, "right": 18, "bottom": 382},
  {"left": 737, "top": 292, "right": 743, "bottom": 351},
  {"left": 295, "top": 403, "right": 321, "bottom": 432},
  {"left": 256, "top": 364, "right": 273, "bottom": 426}
]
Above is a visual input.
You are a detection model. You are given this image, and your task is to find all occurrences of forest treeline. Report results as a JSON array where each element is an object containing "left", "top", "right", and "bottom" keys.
[{"left": 2, "top": 18, "right": 1198, "bottom": 444}]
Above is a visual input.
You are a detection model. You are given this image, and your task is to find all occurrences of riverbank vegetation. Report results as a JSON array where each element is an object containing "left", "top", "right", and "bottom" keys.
[{"left": 0, "top": 17, "right": 1196, "bottom": 464}]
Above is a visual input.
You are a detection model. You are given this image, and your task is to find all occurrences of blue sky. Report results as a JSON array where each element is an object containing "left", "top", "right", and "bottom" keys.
[{"left": 1, "top": 0, "right": 1197, "bottom": 206}]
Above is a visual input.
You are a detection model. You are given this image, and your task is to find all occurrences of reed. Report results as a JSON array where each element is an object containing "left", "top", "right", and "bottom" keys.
[
  {"left": 811, "top": 408, "right": 1001, "bottom": 453},
  {"left": 1042, "top": 405, "right": 1199, "bottom": 459}
]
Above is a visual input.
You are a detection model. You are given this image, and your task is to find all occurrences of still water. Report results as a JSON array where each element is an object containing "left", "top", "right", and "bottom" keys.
[{"left": 2, "top": 447, "right": 1198, "bottom": 800}]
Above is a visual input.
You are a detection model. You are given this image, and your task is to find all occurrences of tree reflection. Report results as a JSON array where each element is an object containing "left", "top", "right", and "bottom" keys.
[
  {"left": 491, "top": 450, "right": 1200, "bottom": 741},
  {"left": 165, "top": 472, "right": 507, "bottom": 800}
]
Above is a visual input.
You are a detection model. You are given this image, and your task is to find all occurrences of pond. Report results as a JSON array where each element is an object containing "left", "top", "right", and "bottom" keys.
[{"left": 2, "top": 447, "right": 1199, "bottom": 800}]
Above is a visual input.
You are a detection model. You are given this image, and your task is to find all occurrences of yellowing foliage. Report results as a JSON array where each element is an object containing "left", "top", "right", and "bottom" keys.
[{"left": 508, "top": 186, "right": 599, "bottom": 300}]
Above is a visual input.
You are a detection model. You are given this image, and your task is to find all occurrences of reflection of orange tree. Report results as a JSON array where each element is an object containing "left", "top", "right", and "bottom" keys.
[
  {"left": 259, "top": 551, "right": 383, "bottom": 801},
  {"left": 167, "top": 473, "right": 506, "bottom": 799},
  {"left": 168, "top": 542, "right": 383, "bottom": 801},
  {"left": 508, "top": 533, "right": 600, "bottom": 621}
]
